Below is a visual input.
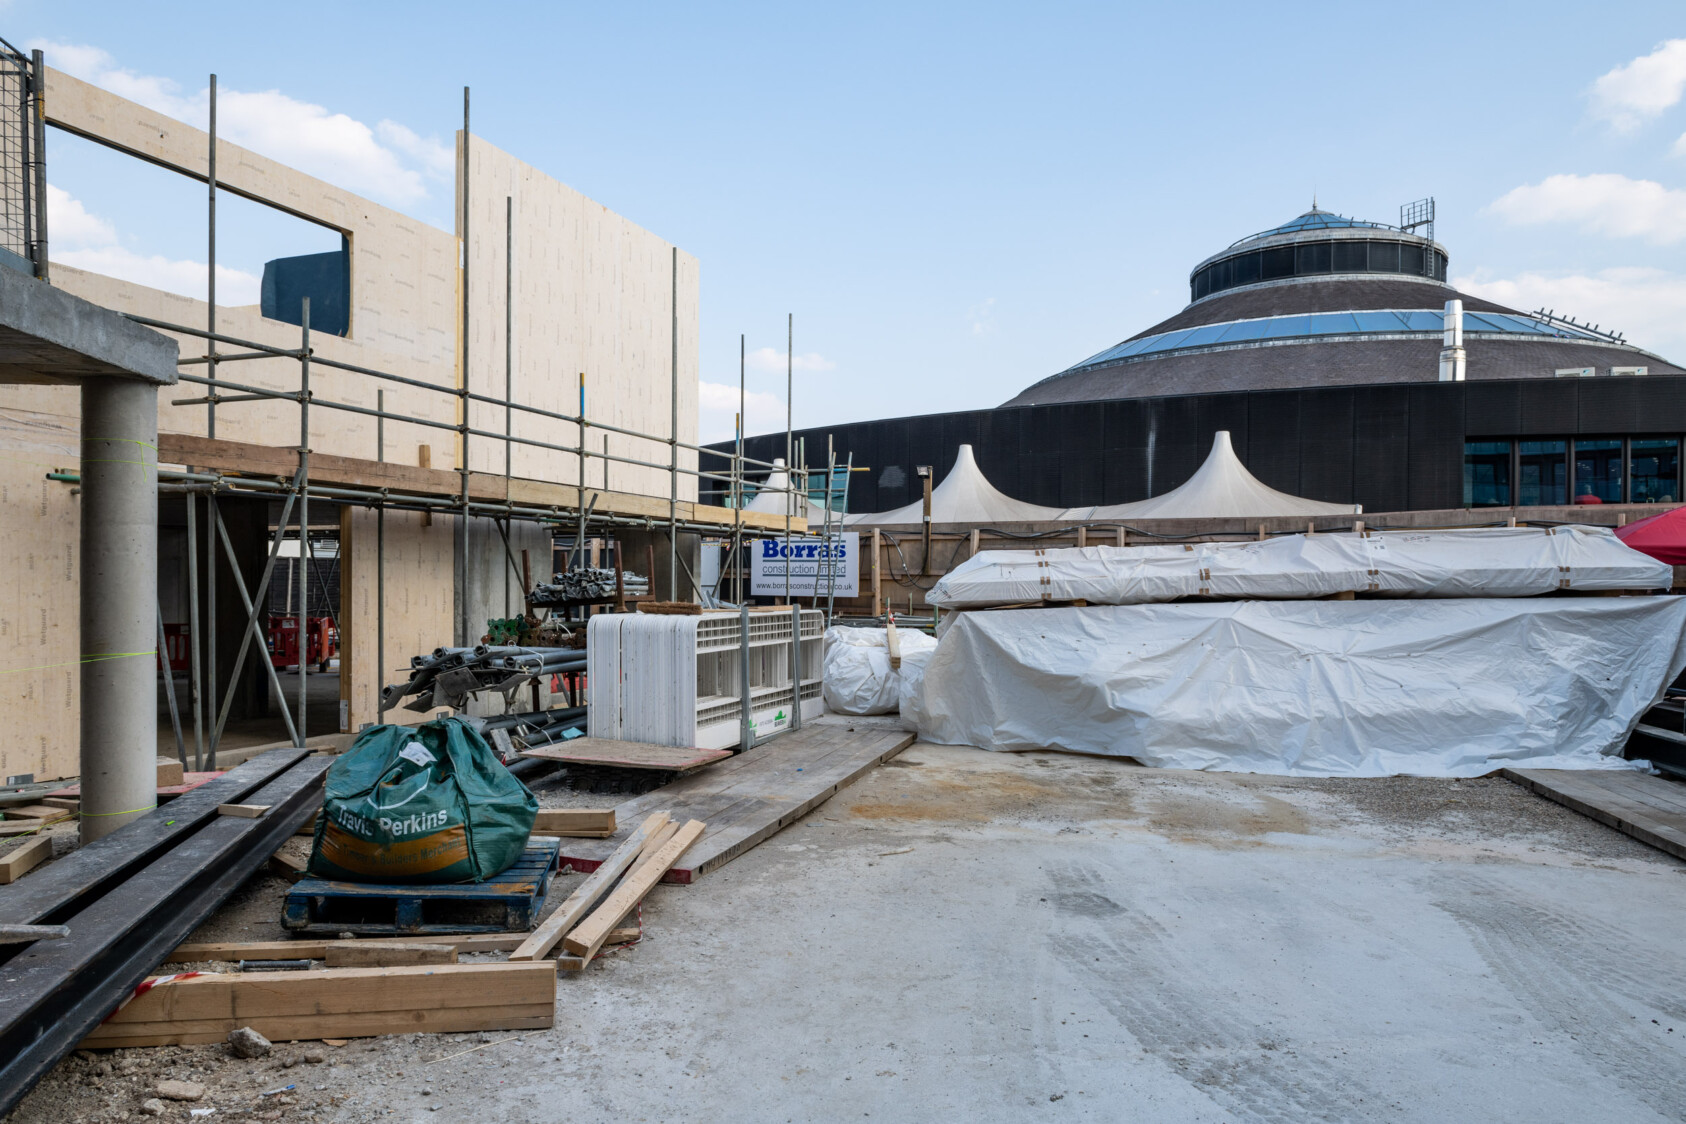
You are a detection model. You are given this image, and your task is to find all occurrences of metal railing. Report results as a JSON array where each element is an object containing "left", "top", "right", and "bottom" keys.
[{"left": 0, "top": 38, "right": 45, "bottom": 279}]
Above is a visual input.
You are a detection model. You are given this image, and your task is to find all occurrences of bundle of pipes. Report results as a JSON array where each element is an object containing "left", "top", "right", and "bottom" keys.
[
  {"left": 380, "top": 645, "right": 587, "bottom": 714},
  {"left": 528, "top": 569, "right": 649, "bottom": 607}
]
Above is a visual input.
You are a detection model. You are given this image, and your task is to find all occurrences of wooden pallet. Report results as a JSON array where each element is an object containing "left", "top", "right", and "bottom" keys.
[
  {"left": 1503, "top": 768, "right": 1686, "bottom": 862},
  {"left": 281, "top": 838, "right": 561, "bottom": 935},
  {"left": 559, "top": 724, "right": 914, "bottom": 884},
  {"left": 519, "top": 737, "right": 731, "bottom": 773}
]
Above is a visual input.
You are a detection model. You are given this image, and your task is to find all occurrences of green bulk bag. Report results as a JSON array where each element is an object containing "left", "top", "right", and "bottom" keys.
[{"left": 309, "top": 717, "right": 537, "bottom": 884}]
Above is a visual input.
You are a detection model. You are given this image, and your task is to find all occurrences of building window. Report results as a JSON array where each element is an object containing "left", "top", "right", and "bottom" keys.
[
  {"left": 1518, "top": 440, "right": 1567, "bottom": 506},
  {"left": 1630, "top": 438, "right": 1679, "bottom": 503},
  {"left": 1464, "top": 441, "right": 1511, "bottom": 507},
  {"left": 1574, "top": 439, "right": 1623, "bottom": 503}
]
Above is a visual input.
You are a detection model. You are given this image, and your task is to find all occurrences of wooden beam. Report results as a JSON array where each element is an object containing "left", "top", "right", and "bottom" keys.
[
  {"left": 530, "top": 809, "right": 616, "bottom": 837},
  {"left": 1, "top": 805, "right": 71, "bottom": 823},
  {"left": 562, "top": 820, "right": 704, "bottom": 958},
  {"left": 0, "top": 837, "right": 54, "bottom": 884},
  {"left": 79, "top": 962, "right": 556, "bottom": 1048},
  {"left": 323, "top": 941, "right": 456, "bottom": 967},
  {"left": 167, "top": 933, "right": 531, "bottom": 963},
  {"left": 217, "top": 804, "right": 269, "bottom": 819},
  {"left": 157, "top": 433, "right": 803, "bottom": 531},
  {"left": 508, "top": 812, "right": 671, "bottom": 962}
]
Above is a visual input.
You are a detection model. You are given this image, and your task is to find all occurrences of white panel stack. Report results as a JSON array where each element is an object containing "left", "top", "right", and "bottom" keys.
[{"left": 588, "top": 610, "right": 825, "bottom": 750}]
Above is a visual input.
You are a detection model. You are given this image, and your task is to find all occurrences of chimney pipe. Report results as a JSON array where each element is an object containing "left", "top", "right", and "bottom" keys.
[{"left": 1439, "top": 299, "right": 1466, "bottom": 382}]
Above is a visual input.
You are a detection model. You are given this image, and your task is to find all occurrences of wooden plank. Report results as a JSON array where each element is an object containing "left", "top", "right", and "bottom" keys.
[
  {"left": 507, "top": 812, "right": 670, "bottom": 962},
  {"left": 1503, "top": 768, "right": 1686, "bottom": 862},
  {"left": 167, "top": 933, "right": 531, "bottom": 963},
  {"left": 2, "top": 805, "right": 70, "bottom": 823},
  {"left": 267, "top": 852, "right": 307, "bottom": 882},
  {"left": 0, "top": 837, "right": 53, "bottom": 884},
  {"left": 217, "top": 804, "right": 269, "bottom": 819},
  {"left": 520, "top": 738, "right": 731, "bottom": 773},
  {"left": 323, "top": 941, "right": 457, "bottom": 967},
  {"left": 79, "top": 962, "right": 555, "bottom": 1047},
  {"left": 562, "top": 820, "right": 703, "bottom": 957},
  {"left": 558, "top": 726, "right": 915, "bottom": 883},
  {"left": 38, "top": 798, "right": 79, "bottom": 811},
  {"left": 530, "top": 809, "right": 616, "bottom": 836}
]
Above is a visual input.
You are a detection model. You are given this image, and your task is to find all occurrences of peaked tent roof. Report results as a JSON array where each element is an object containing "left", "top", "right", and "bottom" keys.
[
  {"left": 1615, "top": 506, "right": 1686, "bottom": 565},
  {"left": 744, "top": 458, "right": 833, "bottom": 524},
  {"left": 846, "top": 445, "right": 1065, "bottom": 526},
  {"left": 1064, "top": 431, "right": 1360, "bottom": 520}
]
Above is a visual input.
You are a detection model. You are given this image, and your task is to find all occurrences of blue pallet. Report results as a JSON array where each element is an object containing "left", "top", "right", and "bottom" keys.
[{"left": 281, "top": 837, "right": 560, "bottom": 936}]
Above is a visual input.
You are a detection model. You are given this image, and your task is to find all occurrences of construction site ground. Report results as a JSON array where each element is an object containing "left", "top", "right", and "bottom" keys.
[{"left": 10, "top": 725, "right": 1686, "bottom": 1123}]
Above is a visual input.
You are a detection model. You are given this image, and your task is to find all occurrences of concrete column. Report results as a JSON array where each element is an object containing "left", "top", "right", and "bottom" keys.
[{"left": 80, "top": 377, "right": 159, "bottom": 843}]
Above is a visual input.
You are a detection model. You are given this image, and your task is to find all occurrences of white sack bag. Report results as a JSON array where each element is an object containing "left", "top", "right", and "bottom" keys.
[
  {"left": 895, "top": 629, "right": 939, "bottom": 732},
  {"left": 822, "top": 627, "right": 899, "bottom": 715}
]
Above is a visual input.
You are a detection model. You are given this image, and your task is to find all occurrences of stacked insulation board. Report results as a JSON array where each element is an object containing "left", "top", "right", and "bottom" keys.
[{"left": 588, "top": 610, "right": 825, "bottom": 750}]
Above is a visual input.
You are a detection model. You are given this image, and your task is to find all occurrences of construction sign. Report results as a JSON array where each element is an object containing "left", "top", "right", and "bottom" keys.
[{"left": 750, "top": 532, "right": 859, "bottom": 598}]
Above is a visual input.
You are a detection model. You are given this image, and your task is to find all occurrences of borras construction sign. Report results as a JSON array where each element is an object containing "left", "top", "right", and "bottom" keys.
[{"left": 750, "top": 532, "right": 859, "bottom": 597}]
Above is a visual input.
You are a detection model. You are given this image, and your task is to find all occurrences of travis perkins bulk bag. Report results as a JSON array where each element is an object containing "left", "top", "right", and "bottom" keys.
[{"left": 309, "top": 717, "right": 537, "bottom": 884}]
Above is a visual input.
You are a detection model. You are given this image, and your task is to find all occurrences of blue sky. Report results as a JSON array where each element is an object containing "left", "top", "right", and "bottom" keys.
[{"left": 16, "top": 2, "right": 1686, "bottom": 442}]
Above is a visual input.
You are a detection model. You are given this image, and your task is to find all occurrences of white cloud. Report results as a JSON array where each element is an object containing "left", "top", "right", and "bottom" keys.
[
  {"left": 45, "top": 184, "right": 116, "bottom": 248},
  {"left": 56, "top": 246, "right": 261, "bottom": 305},
  {"left": 697, "top": 380, "right": 786, "bottom": 445},
  {"left": 1590, "top": 38, "right": 1686, "bottom": 131},
  {"left": 744, "top": 346, "right": 836, "bottom": 374},
  {"left": 1455, "top": 266, "right": 1686, "bottom": 359},
  {"left": 31, "top": 40, "right": 448, "bottom": 208},
  {"left": 48, "top": 183, "right": 260, "bottom": 303},
  {"left": 968, "top": 297, "right": 996, "bottom": 336},
  {"left": 1487, "top": 173, "right": 1686, "bottom": 243}
]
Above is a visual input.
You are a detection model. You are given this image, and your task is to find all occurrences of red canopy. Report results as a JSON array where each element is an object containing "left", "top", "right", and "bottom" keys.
[{"left": 1615, "top": 507, "right": 1686, "bottom": 565}]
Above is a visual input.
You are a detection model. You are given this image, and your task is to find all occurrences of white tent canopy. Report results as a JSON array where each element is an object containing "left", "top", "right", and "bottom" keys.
[
  {"left": 1062, "top": 431, "right": 1359, "bottom": 520},
  {"left": 744, "top": 458, "right": 832, "bottom": 524},
  {"left": 846, "top": 445, "right": 1065, "bottom": 526}
]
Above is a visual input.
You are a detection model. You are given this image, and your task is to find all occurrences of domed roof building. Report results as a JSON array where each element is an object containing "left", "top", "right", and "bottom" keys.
[{"left": 1007, "top": 206, "right": 1680, "bottom": 406}]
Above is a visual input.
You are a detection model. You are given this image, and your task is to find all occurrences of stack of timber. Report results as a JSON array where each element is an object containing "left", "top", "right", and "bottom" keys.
[
  {"left": 511, "top": 810, "right": 705, "bottom": 971},
  {"left": 0, "top": 748, "right": 332, "bottom": 1117}
]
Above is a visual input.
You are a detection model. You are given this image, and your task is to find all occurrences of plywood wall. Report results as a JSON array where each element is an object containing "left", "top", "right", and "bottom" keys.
[
  {"left": 461, "top": 137, "right": 700, "bottom": 499},
  {"left": 0, "top": 389, "right": 82, "bottom": 782}
]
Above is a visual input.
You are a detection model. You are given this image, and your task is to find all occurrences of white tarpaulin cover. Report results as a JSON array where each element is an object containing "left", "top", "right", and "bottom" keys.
[
  {"left": 1062, "top": 431, "right": 1358, "bottom": 520},
  {"left": 821, "top": 626, "right": 937, "bottom": 715},
  {"left": 927, "top": 525, "right": 1672, "bottom": 608},
  {"left": 909, "top": 598, "right": 1686, "bottom": 777},
  {"left": 846, "top": 445, "right": 1064, "bottom": 526}
]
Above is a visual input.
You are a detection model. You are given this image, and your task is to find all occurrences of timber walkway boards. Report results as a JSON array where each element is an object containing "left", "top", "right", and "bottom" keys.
[
  {"left": 558, "top": 723, "right": 915, "bottom": 883},
  {"left": 1502, "top": 767, "right": 1686, "bottom": 862}
]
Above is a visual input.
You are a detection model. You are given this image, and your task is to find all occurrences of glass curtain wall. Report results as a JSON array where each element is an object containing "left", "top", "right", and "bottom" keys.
[
  {"left": 1574, "top": 440, "right": 1623, "bottom": 503},
  {"left": 1464, "top": 441, "right": 1511, "bottom": 507},
  {"left": 1631, "top": 439, "right": 1680, "bottom": 503},
  {"left": 1517, "top": 441, "right": 1567, "bottom": 506}
]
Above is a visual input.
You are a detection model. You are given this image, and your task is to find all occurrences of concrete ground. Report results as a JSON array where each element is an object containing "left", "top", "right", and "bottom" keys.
[{"left": 13, "top": 733, "right": 1686, "bottom": 1124}]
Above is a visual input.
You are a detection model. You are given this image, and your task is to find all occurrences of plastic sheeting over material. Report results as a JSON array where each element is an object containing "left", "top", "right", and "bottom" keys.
[
  {"left": 821, "top": 626, "right": 937, "bottom": 715},
  {"left": 1062, "top": 431, "right": 1358, "bottom": 520},
  {"left": 910, "top": 598, "right": 1686, "bottom": 777},
  {"left": 846, "top": 445, "right": 1064, "bottom": 526},
  {"left": 928, "top": 526, "right": 1671, "bottom": 609}
]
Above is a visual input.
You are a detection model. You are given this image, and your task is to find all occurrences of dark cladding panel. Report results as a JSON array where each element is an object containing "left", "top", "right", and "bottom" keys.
[
  {"left": 1102, "top": 399, "right": 1151, "bottom": 504},
  {"left": 1406, "top": 383, "right": 1466, "bottom": 510},
  {"left": 1629, "top": 378, "right": 1686, "bottom": 432},
  {"left": 1018, "top": 407, "right": 1068, "bottom": 506},
  {"left": 972, "top": 409, "right": 1024, "bottom": 504},
  {"left": 1295, "top": 388, "right": 1355, "bottom": 503},
  {"left": 1464, "top": 381, "right": 1521, "bottom": 435},
  {"left": 1142, "top": 396, "right": 1204, "bottom": 497},
  {"left": 1518, "top": 380, "right": 1578, "bottom": 434},
  {"left": 1055, "top": 403, "right": 1106, "bottom": 507},
  {"left": 1577, "top": 378, "right": 1643, "bottom": 433},
  {"left": 1242, "top": 391, "right": 1302, "bottom": 495},
  {"left": 1352, "top": 385, "right": 1411, "bottom": 513}
]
